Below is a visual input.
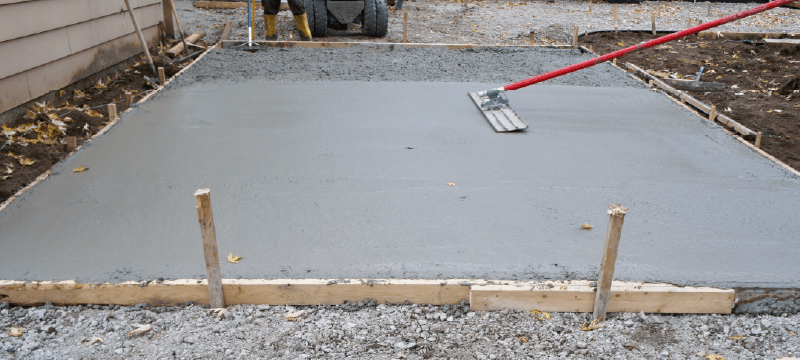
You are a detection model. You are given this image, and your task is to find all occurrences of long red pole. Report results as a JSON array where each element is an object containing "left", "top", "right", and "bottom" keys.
[{"left": 504, "top": 0, "right": 797, "bottom": 91}]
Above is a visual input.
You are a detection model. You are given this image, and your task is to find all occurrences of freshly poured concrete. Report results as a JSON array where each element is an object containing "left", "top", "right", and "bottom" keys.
[{"left": 1, "top": 81, "right": 798, "bottom": 288}]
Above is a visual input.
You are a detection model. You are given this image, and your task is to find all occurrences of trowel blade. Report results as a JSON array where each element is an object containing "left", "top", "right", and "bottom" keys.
[{"left": 468, "top": 91, "right": 528, "bottom": 132}]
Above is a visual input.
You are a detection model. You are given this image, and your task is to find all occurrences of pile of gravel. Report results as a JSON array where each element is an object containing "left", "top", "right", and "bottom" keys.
[{"left": 2, "top": 300, "right": 798, "bottom": 359}]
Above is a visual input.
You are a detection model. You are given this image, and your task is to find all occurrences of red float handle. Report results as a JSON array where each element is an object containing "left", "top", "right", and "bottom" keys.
[{"left": 504, "top": 0, "right": 797, "bottom": 91}]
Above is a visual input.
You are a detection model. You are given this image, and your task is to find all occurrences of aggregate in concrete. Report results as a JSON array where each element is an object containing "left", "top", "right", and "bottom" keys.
[{"left": 1, "top": 47, "right": 798, "bottom": 289}]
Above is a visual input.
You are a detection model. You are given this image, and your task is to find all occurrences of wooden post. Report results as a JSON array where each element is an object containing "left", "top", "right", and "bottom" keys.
[
  {"left": 529, "top": 31, "right": 535, "bottom": 45},
  {"left": 403, "top": 13, "right": 408, "bottom": 43},
  {"left": 65, "top": 137, "right": 77, "bottom": 152},
  {"left": 588, "top": 1, "right": 592, "bottom": 13},
  {"left": 613, "top": 58, "right": 617, "bottom": 66},
  {"left": 755, "top": 132, "right": 763, "bottom": 148},
  {"left": 614, "top": 26, "right": 618, "bottom": 37},
  {"left": 651, "top": 14, "right": 656, "bottom": 35},
  {"left": 125, "top": 92, "right": 134, "bottom": 108},
  {"left": 709, "top": 105, "right": 717, "bottom": 122},
  {"left": 158, "top": 67, "right": 166, "bottom": 85},
  {"left": 573, "top": 26, "right": 579, "bottom": 47},
  {"left": 737, "top": 8, "right": 742, "bottom": 25},
  {"left": 107, "top": 103, "right": 117, "bottom": 122},
  {"left": 592, "top": 204, "right": 628, "bottom": 322},
  {"left": 194, "top": 189, "right": 225, "bottom": 308},
  {"left": 707, "top": 2, "right": 711, "bottom": 16},
  {"left": 162, "top": 0, "right": 175, "bottom": 38},
  {"left": 648, "top": 79, "right": 654, "bottom": 87},
  {"left": 613, "top": 4, "right": 618, "bottom": 22}
]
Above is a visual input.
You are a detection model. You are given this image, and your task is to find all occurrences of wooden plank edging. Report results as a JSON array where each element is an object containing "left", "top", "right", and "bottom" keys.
[{"left": 0, "top": 279, "right": 734, "bottom": 314}]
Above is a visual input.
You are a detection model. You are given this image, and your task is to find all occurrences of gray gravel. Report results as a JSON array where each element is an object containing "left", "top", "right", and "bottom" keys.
[
  {"left": 166, "top": 46, "right": 644, "bottom": 90},
  {"left": 2, "top": 301, "right": 799, "bottom": 359}
]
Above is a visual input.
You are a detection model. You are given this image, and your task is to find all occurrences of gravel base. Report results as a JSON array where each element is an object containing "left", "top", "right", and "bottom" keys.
[{"left": 2, "top": 301, "right": 799, "bottom": 359}]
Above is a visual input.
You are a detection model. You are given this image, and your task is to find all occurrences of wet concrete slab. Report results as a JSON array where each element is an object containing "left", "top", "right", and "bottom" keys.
[{"left": 1, "top": 81, "right": 798, "bottom": 288}]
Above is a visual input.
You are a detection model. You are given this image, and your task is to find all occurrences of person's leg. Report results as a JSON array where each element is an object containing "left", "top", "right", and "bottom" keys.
[
  {"left": 261, "top": 0, "right": 280, "bottom": 39},
  {"left": 288, "top": 0, "right": 313, "bottom": 40}
]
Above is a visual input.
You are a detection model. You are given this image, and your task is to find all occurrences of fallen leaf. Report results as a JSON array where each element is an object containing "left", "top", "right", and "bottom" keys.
[
  {"left": 74, "top": 89, "right": 87, "bottom": 99},
  {"left": 706, "top": 354, "right": 725, "bottom": 360},
  {"left": 210, "top": 308, "right": 228, "bottom": 319},
  {"left": 284, "top": 310, "right": 305, "bottom": 321},
  {"left": 227, "top": 253, "right": 242, "bottom": 264},
  {"left": 624, "top": 344, "right": 636, "bottom": 350},
  {"left": 84, "top": 109, "right": 103, "bottom": 118},
  {"left": 88, "top": 336, "right": 103, "bottom": 345},
  {"left": 728, "top": 334, "right": 743, "bottom": 340},
  {"left": 7, "top": 327, "right": 23, "bottom": 337},
  {"left": 518, "top": 336, "right": 529, "bottom": 343},
  {"left": 127, "top": 323, "right": 152, "bottom": 337},
  {"left": 72, "top": 165, "right": 89, "bottom": 173},
  {"left": 580, "top": 318, "right": 606, "bottom": 331},
  {"left": 59, "top": 90, "right": 66, "bottom": 97},
  {"left": 580, "top": 223, "right": 593, "bottom": 229},
  {"left": 790, "top": 331, "right": 796, "bottom": 336},
  {"left": 447, "top": 182, "right": 455, "bottom": 186},
  {"left": 529, "top": 310, "right": 550, "bottom": 320},
  {"left": 19, "top": 158, "right": 35, "bottom": 166}
]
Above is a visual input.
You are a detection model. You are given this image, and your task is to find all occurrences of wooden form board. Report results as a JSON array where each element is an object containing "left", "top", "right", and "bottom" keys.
[
  {"left": 220, "top": 39, "right": 580, "bottom": 50},
  {"left": 0, "top": 3, "right": 162, "bottom": 80},
  {"left": 195, "top": 1, "right": 290, "bottom": 11},
  {"left": 0, "top": 279, "right": 734, "bottom": 313},
  {"left": 470, "top": 280, "right": 734, "bottom": 314},
  {"left": 0, "top": 0, "right": 161, "bottom": 43},
  {"left": 625, "top": 63, "right": 756, "bottom": 138}
]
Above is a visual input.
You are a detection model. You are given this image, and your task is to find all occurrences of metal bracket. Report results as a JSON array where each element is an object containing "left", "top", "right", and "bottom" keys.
[{"left": 477, "top": 88, "right": 509, "bottom": 111}]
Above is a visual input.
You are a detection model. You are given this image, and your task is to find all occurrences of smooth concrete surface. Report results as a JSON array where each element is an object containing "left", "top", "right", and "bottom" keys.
[{"left": 1, "top": 81, "right": 798, "bottom": 288}]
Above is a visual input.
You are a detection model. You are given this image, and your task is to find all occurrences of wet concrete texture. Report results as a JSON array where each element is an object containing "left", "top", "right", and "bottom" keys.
[{"left": 0, "top": 80, "right": 799, "bottom": 288}]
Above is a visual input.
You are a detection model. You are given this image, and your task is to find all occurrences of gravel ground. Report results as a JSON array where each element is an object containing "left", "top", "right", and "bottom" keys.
[
  {"left": 2, "top": 300, "right": 800, "bottom": 359},
  {"left": 173, "top": 0, "right": 799, "bottom": 45}
]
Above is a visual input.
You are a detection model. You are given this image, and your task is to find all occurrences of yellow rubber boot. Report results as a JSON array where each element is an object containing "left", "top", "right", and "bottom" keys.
[
  {"left": 264, "top": 14, "right": 277, "bottom": 40},
  {"left": 294, "top": 13, "right": 313, "bottom": 41}
]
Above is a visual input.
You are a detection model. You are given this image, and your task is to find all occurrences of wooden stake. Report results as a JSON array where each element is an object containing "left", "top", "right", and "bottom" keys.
[
  {"left": 651, "top": 14, "right": 656, "bottom": 35},
  {"left": 529, "top": 31, "right": 535, "bottom": 45},
  {"left": 592, "top": 204, "right": 628, "bottom": 322},
  {"left": 588, "top": 1, "right": 592, "bottom": 13},
  {"left": 107, "top": 103, "right": 118, "bottom": 122},
  {"left": 65, "top": 137, "right": 77, "bottom": 152},
  {"left": 162, "top": 0, "right": 176, "bottom": 38},
  {"left": 403, "top": 13, "right": 408, "bottom": 43},
  {"left": 613, "top": 4, "right": 618, "bottom": 22},
  {"left": 737, "top": 8, "right": 742, "bottom": 25},
  {"left": 613, "top": 58, "right": 617, "bottom": 66},
  {"left": 124, "top": 92, "right": 134, "bottom": 108},
  {"left": 755, "top": 132, "right": 763, "bottom": 148},
  {"left": 614, "top": 26, "right": 618, "bottom": 37},
  {"left": 709, "top": 105, "right": 717, "bottom": 122},
  {"left": 573, "top": 26, "right": 579, "bottom": 47},
  {"left": 158, "top": 67, "right": 166, "bottom": 85},
  {"left": 194, "top": 189, "right": 225, "bottom": 309},
  {"left": 707, "top": 2, "right": 711, "bottom": 16}
]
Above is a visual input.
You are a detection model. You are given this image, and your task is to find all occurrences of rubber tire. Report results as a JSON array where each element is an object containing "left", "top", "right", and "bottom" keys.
[
  {"left": 305, "top": 0, "right": 328, "bottom": 37},
  {"left": 362, "top": 0, "right": 388, "bottom": 37}
]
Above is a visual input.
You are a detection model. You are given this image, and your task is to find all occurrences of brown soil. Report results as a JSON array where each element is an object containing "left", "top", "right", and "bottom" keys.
[
  {"left": 582, "top": 31, "right": 800, "bottom": 171},
  {"left": 0, "top": 40, "right": 196, "bottom": 203}
]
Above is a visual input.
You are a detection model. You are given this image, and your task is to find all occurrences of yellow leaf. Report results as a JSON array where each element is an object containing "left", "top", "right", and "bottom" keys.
[
  {"left": 580, "top": 223, "right": 593, "bottom": 229},
  {"left": 7, "top": 327, "right": 23, "bottom": 337},
  {"left": 227, "top": 253, "right": 242, "bottom": 264},
  {"left": 59, "top": 90, "right": 66, "bottom": 97},
  {"left": 580, "top": 318, "right": 605, "bottom": 331},
  {"left": 706, "top": 354, "right": 725, "bottom": 360},
  {"left": 790, "top": 331, "right": 796, "bottom": 336},
  {"left": 72, "top": 165, "right": 89, "bottom": 173},
  {"left": 518, "top": 336, "right": 529, "bottom": 343},
  {"left": 19, "top": 158, "right": 35, "bottom": 166},
  {"left": 84, "top": 109, "right": 103, "bottom": 117},
  {"left": 210, "top": 308, "right": 228, "bottom": 319},
  {"left": 729, "top": 334, "right": 743, "bottom": 340},
  {"left": 74, "top": 89, "right": 87, "bottom": 99},
  {"left": 447, "top": 182, "right": 456, "bottom": 186},
  {"left": 284, "top": 310, "right": 305, "bottom": 321},
  {"left": 23, "top": 110, "right": 37, "bottom": 120},
  {"left": 529, "top": 310, "right": 551, "bottom": 320},
  {"left": 617, "top": 42, "right": 624, "bottom": 46},
  {"left": 127, "top": 323, "right": 152, "bottom": 337}
]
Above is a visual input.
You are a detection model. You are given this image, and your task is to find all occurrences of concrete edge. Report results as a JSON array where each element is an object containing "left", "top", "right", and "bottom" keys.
[
  {"left": 0, "top": 40, "right": 223, "bottom": 215},
  {"left": 218, "top": 39, "right": 586, "bottom": 51},
  {"left": 0, "top": 279, "right": 734, "bottom": 314}
]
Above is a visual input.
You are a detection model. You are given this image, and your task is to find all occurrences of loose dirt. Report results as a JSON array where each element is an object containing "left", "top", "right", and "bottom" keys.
[{"left": 582, "top": 31, "right": 800, "bottom": 170}]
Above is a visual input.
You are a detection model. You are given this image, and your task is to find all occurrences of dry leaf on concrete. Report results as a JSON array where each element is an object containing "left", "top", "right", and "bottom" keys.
[
  {"left": 72, "top": 165, "right": 89, "bottom": 173},
  {"left": 580, "top": 223, "right": 593, "bottom": 229},
  {"left": 518, "top": 336, "right": 529, "bottom": 343},
  {"left": 728, "top": 334, "right": 743, "bottom": 340},
  {"left": 580, "top": 318, "right": 606, "bottom": 331},
  {"left": 210, "top": 308, "right": 228, "bottom": 319},
  {"left": 127, "top": 323, "right": 152, "bottom": 337},
  {"left": 284, "top": 310, "right": 305, "bottom": 321},
  {"left": 447, "top": 182, "right": 456, "bottom": 186},
  {"left": 706, "top": 354, "right": 725, "bottom": 360},
  {"left": 529, "top": 310, "right": 550, "bottom": 320},
  {"left": 227, "top": 253, "right": 242, "bottom": 264},
  {"left": 87, "top": 337, "right": 104, "bottom": 345},
  {"left": 7, "top": 327, "right": 23, "bottom": 337}
]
